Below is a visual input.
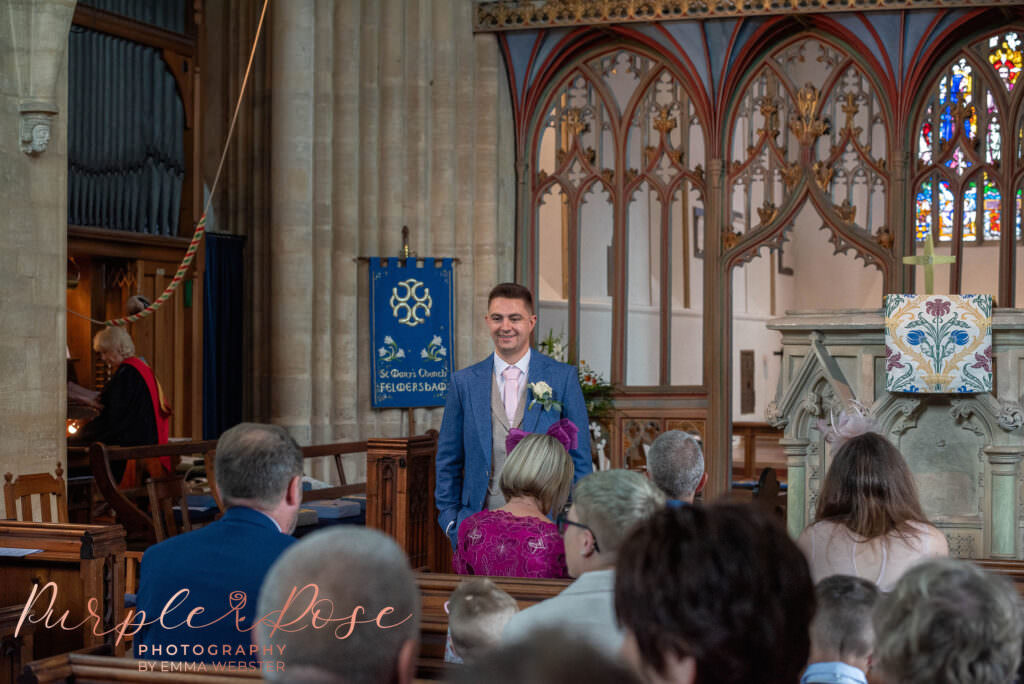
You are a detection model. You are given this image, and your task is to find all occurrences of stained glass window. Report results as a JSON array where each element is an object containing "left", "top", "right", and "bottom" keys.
[
  {"left": 1017, "top": 189, "right": 1023, "bottom": 240},
  {"left": 918, "top": 59, "right": 975, "bottom": 167},
  {"left": 983, "top": 177, "right": 1001, "bottom": 240},
  {"left": 946, "top": 147, "right": 972, "bottom": 175},
  {"left": 989, "top": 33, "right": 1022, "bottom": 90},
  {"left": 986, "top": 91, "right": 1001, "bottom": 164},
  {"left": 916, "top": 35, "right": 1021, "bottom": 250},
  {"left": 962, "top": 180, "right": 978, "bottom": 241},
  {"left": 916, "top": 179, "right": 955, "bottom": 241}
]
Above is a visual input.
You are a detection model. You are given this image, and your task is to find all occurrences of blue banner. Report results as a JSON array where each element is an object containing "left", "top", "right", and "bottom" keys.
[{"left": 369, "top": 258, "right": 454, "bottom": 408}]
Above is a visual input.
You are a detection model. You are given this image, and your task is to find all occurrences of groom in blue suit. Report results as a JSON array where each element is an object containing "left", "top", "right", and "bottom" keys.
[{"left": 436, "top": 283, "right": 592, "bottom": 547}]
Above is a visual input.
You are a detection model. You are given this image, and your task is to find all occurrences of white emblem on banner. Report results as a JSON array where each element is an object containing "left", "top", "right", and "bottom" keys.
[{"left": 390, "top": 279, "right": 432, "bottom": 326}]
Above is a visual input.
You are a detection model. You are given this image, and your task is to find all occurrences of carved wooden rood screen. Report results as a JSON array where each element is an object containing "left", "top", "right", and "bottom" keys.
[{"left": 484, "top": 2, "right": 1024, "bottom": 497}]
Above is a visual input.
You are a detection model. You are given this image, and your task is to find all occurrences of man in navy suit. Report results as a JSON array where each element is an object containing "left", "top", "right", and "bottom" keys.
[
  {"left": 435, "top": 283, "right": 592, "bottom": 547},
  {"left": 134, "top": 423, "right": 303, "bottom": 664}
]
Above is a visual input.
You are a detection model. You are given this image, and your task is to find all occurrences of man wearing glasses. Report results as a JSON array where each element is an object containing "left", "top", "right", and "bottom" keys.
[{"left": 501, "top": 470, "right": 665, "bottom": 652}]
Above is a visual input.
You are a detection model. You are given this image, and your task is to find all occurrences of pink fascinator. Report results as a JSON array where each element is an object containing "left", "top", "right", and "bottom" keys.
[
  {"left": 816, "top": 401, "right": 879, "bottom": 447},
  {"left": 505, "top": 418, "right": 579, "bottom": 455}
]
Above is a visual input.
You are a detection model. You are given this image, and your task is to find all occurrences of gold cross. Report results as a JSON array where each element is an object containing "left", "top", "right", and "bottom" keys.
[{"left": 903, "top": 234, "right": 956, "bottom": 295}]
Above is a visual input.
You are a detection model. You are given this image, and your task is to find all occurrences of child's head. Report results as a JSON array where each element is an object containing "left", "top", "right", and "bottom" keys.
[
  {"left": 448, "top": 579, "right": 519, "bottom": 662},
  {"left": 809, "top": 575, "right": 881, "bottom": 672}
]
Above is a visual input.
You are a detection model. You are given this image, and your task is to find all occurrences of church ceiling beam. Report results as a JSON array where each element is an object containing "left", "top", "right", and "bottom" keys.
[{"left": 474, "top": 0, "right": 1019, "bottom": 32}]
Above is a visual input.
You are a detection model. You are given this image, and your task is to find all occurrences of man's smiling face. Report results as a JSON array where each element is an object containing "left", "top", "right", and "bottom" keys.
[{"left": 486, "top": 296, "right": 537, "bottom": 364}]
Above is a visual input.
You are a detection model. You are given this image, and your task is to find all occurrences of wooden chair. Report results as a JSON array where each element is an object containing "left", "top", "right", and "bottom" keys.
[
  {"left": 3, "top": 465, "right": 68, "bottom": 523},
  {"left": 145, "top": 476, "right": 193, "bottom": 542}
]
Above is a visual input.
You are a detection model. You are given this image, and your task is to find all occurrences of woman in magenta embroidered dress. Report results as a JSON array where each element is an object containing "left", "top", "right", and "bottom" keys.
[{"left": 453, "top": 421, "right": 576, "bottom": 578}]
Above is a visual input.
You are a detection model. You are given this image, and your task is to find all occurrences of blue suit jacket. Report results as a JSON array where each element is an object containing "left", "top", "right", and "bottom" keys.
[
  {"left": 134, "top": 507, "right": 296, "bottom": 663},
  {"left": 435, "top": 350, "right": 592, "bottom": 545}
]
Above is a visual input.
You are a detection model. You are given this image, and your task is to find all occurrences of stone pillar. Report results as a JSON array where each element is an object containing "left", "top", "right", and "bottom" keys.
[
  {"left": 986, "top": 445, "right": 1022, "bottom": 558},
  {"left": 223, "top": 0, "right": 513, "bottom": 463},
  {"left": 781, "top": 437, "right": 810, "bottom": 537},
  {"left": 0, "top": 0, "right": 73, "bottom": 480},
  {"left": 268, "top": 0, "right": 315, "bottom": 445}
]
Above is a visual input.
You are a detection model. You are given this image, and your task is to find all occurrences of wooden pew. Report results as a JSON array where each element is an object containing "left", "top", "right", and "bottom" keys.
[
  {"left": 87, "top": 433, "right": 448, "bottom": 572},
  {"left": 20, "top": 647, "right": 438, "bottom": 683},
  {"left": 0, "top": 521, "right": 126, "bottom": 661},
  {"left": 1, "top": 604, "right": 36, "bottom": 684},
  {"left": 414, "top": 572, "right": 571, "bottom": 679},
  {"left": 976, "top": 559, "right": 1024, "bottom": 595},
  {"left": 19, "top": 650, "right": 262, "bottom": 683},
  {"left": 87, "top": 441, "right": 218, "bottom": 544},
  {"left": 88, "top": 440, "right": 372, "bottom": 538}
]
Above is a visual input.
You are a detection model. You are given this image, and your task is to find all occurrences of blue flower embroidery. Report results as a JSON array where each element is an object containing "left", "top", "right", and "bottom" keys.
[
  {"left": 949, "top": 330, "right": 970, "bottom": 345},
  {"left": 958, "top": 385, "right": 970, "bottom": 393},
  {"left": 906, "top": 330, "right": 926, "bottom": 345},
  {"left": 905, "top": 385, "right": 920, "bottom": 393}
]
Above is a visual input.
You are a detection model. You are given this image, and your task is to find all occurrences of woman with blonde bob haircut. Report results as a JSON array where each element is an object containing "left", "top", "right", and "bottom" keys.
[
  {"left": 454, "top": 422, "right": 576, "bottom": 578},
  {"left": 797, "top": 431, "right": 948, "bottom": 591}
]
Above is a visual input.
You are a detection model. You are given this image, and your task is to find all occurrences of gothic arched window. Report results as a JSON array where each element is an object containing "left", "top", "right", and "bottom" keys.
[
  {"left": 913, "top": 30, "right": 1024, "bottom": 300},
  {"left": 529, "top": 47, "right": 706, "bottom": 388}
]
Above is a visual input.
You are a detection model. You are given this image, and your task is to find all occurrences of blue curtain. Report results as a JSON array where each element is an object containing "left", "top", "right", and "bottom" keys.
[{"left": 203, "top": 233, "right": 245, "bottom": 439}]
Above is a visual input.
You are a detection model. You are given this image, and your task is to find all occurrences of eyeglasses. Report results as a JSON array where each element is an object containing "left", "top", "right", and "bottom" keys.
[{"left": 556, "top": 510, "right": 601, "bottom": 553}]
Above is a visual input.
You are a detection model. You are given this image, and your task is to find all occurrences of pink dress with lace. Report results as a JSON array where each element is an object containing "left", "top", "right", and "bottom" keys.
[{"left": 453, "top": 510, "right": 568, "bottom": 578}]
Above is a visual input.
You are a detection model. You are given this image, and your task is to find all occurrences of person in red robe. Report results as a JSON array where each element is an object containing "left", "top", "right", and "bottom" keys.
[{"left": 69, "top": 325, "right": 172, "bottom": 487}]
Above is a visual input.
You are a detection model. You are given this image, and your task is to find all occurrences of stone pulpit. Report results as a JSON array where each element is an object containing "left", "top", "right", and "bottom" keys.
[{"left": 766, "top": 310, "right": 1024, "bottom": 559}]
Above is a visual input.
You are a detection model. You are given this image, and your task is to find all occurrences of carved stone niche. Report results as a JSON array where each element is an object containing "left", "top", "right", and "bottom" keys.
[{"left": 768, "top": 309, "right": 1024, "bottom": 559}]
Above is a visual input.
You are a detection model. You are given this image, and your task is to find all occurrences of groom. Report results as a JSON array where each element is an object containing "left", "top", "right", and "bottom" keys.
[{"left": 435, "top": 283, "right": 592, "bottom": 547}]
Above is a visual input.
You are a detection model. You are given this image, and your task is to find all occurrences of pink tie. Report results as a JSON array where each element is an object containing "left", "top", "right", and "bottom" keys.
[{"left": 502, "top": 365, "right": 521, "bottom": 424}]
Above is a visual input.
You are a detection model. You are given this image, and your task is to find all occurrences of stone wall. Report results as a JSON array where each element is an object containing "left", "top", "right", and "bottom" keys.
[
  {"left": 0, "top": 0, "right": 75, "bottom": 481},
  {"left": 203, "top": 0, "right": 515, "bottom": 468}
]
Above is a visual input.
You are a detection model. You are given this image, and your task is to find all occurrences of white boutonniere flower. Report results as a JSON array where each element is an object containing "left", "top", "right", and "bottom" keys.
[{"left": 527, "top": 381, "right": 562, "bottom": 412}]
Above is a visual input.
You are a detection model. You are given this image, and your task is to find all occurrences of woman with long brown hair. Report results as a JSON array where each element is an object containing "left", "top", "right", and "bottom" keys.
[{"left": 797, "top": 432, "right": 948, "bottom": 591}]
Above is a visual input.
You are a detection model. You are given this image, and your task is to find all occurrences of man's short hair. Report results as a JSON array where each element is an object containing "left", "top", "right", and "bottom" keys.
[
  {"left": 447, "top": 628, "right": 643, "bottom": 684},
  {"left": 214, "top": 423, "right": 303, "bottom": 509},
  {"left": 448, "top": 578, "right": 519, "bottom": 661},
  {"left": 810, "top": 575, "right": 880, "bottom": 664},
  {"left": 573, "top": 470, "right": 665, "bottom": 555},
  {"left": 646, "top": 430, "right": 704, "bottom": 499},
  {"left": 488, "top": 283, "right": 534, "bottom": 314},
  {"left": 615, "top": 504, "right": 815, "bottom": 684},
  {"left": 257, "top": 527, "right": 420, "bottom": 684},
  {"left": 873, "top": 558, "right": 1023, "bottom": 684}
]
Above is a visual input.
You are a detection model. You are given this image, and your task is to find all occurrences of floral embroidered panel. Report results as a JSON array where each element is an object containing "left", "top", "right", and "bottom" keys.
[{"left": 884, "top": 294, "right": 993, "bottom": 393}]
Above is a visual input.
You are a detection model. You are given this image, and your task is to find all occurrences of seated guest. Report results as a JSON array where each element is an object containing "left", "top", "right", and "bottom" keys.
[
  {"left": 134, "top": 423, "right": 301, "bottom": 663},
  {"left": 69, "top": 325, "right": 172, "bottom": 486},
  {"left": 446, "top": 578, "right": 519, "bottom": 664},
  {"left": 645, "top": 430, "right": 706, "bottom": 506},
  {"left": 449, "top": 628, "right": 643, "bottom": 684},
  {"left": 873, "top": 558, "right": 1023, "bottom": 684},
  {"left": 502, "top": 470, "right": 664, "bottom": 652},
  {"left": 804, "top": 575, "right": 880, "bottom": 684},
  {"left": 257, "top": 527, "right": 420, "bottom": 684},
  {"left": 615, "top": 504, "right": 815, "bottom": 684},
  {"left": 797, "top": 432, "right": 948, "bottom": 591},
  {"left": 454, "top": 422, "right": 576, "bottom": 577}
]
